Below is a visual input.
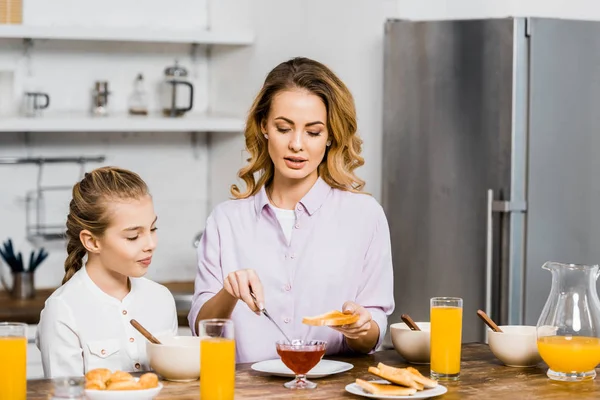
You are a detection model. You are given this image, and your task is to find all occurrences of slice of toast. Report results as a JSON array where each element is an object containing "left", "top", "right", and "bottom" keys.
[
  {"left": 368, "top": 366, "right": 423, "bottom": 390},
  {"left": 406, "top": 366, "right": 439, "bottom": 389},
  {"left": 375, "top": 363, "right": 438, "bottom": 389},
  {"left": 355, "top": 379, "right": 418, "bottom": 396},
  {"left": 302, "top": 310, "right": 360, "bottom": 326}
]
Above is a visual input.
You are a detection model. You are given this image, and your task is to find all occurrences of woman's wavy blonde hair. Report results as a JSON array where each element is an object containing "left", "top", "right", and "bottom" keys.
[{"left": 231, "top": 57, "right": 365, "bottom": 199}]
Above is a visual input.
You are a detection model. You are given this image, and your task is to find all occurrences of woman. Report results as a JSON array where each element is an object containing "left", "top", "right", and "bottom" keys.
[
  {"left": 189, "top": 57, "right": 394, "bottom": 363},
  {"left": 37, "top": 167, "right": 177, "bottom": 378}
]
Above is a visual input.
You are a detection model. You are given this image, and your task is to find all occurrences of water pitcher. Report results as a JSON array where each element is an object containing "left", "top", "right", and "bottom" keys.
[{"left": 536, "top": 262, "right": 600, "bottom": 381}]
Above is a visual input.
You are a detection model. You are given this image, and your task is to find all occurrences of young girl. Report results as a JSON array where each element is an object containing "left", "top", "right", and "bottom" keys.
[{"left": 36, "top": 166, "right": 177, "bottom": 378}]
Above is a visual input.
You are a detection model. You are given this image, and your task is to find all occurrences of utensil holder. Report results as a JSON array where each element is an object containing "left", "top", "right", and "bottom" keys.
[{"left": 10, "top": 272, "right": 35, "bottom": 299}]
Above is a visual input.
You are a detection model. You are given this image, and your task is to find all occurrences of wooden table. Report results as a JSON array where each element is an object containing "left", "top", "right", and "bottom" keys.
[
  {"left": 26, "top": 343, "right": 600, "bottom": 399},
  {"left": 0, "top": 281, "right": 194, "bottom": 326}
]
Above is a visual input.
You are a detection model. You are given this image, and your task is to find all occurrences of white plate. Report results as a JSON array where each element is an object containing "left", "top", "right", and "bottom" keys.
[
  {"left": 251, "top": 359, "right": 353, "bottom": 378},
  {"left": 345, "top": 379, "right": 447, "bottom": 399},
  {"left": 85, "top": 381, "right": 163, "bottom": 400}
]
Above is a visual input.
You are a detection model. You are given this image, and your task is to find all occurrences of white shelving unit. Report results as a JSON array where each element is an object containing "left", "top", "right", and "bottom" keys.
[
  {"left": 0, "top": 113, "right": 245, "bottom": 133},
  {"left": 0, "top": 24, "right": 252, "bottom": 133},
  {"left": 0, "top": 25, "right": 254, "bottom": 45}
]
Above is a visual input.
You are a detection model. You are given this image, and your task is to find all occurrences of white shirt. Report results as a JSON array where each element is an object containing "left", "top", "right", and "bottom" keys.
[
  {"left": 270, "top": 205, "right": 296, "bottom": 245},
  {"left": 36, "top": 266, "right": 178, "bottom": 378}
]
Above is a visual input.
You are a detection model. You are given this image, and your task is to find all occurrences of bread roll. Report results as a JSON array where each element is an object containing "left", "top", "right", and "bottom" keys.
[
  {"left": 106, "top": 380, "right": 142, "bottom": 391},
  {"left": 84, "top": 379, "right": 106, "bottom": 390},
  {"left": 85, "top": 368, "right": 112, "bottom": 384},
  {"left": 108, "top": 370, "right": 134, "bottom": 384},
  {"left": 139, "top": 372, "right": 159, "bottom": 389}
]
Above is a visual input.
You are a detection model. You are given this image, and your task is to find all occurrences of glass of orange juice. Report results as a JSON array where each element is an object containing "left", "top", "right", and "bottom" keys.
[
  {"left": 0, "top": 322, "right": 27, "bottom": 400},
  {"left": 199, "top": 319, "right": 235, "bottom": 400},
  {"left": 430, "top": 297, "right": 463, "bottom": 380}
]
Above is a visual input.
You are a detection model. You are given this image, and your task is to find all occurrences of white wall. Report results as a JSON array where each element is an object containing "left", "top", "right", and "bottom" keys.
[{"left": 396, "top": 0, "right": 600, "bottom": 20}]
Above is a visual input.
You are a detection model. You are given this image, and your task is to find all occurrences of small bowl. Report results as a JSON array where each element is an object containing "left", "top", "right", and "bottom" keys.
[
  {"left": 390, "top": 322, "right": 430, "bottom": 364},
  {"left": 487, "top": 325, "right": 542, "bottom": 367},
  {"left": 147, "top": 336, "right": 201, "bottom": 382}
]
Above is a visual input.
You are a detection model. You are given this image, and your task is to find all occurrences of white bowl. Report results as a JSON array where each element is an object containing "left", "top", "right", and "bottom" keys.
[
  {"left": 390, "top": 322, "right": 430, "bottom": 364},
  {"left": 487, "top": 325, "right": 542, "bottom": 367},
  {"left": 85, "top": 380, "right": 163, "bottom": 400},
  {"left": 147, "top": 336, "right": 201, "bottom": 382}
]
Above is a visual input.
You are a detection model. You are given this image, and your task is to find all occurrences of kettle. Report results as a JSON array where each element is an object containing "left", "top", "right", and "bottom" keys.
[{"left": 161, "top": 60, "right": 194, "bottom": 117}]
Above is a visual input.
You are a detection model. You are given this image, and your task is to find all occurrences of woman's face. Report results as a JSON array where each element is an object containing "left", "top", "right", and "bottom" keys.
[
  {"left": 96, "top": 195, "right": 158, "bottom": 278},
  {"left": 262, "top": 89, "right": 330, "bottom": 183}
]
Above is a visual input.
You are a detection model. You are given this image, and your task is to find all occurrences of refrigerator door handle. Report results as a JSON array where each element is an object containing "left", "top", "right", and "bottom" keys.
[
  {"left": 486, "top": 189, "right": 527, "bottom": 328},
  {"left": 485, "top": 189, "right": 494, "bottom": 321}
]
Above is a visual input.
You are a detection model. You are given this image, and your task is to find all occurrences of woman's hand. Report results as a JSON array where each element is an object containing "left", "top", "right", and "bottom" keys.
[
  {"left": 331, "top": 301, "right": 373, "bottom": 339},
  {"left": 223, "top": 269, "right": 265, "bottom": 314}
]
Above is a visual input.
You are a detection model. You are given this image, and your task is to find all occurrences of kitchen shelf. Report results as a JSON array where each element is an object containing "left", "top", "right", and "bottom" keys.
[
  {"left": 0, "top": 113, "right": 245, "bottom": 133},
  {"left": 0, "top": 25, "right": 254, "bottom": 45}
]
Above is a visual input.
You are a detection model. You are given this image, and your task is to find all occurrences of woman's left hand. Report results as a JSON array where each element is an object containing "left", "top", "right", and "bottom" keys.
[{"left": 331, "top": 301, "right": 372, "bottom": 339}]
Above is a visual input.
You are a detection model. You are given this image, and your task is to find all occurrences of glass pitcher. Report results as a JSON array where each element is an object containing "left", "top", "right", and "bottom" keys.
[{"left": 536, "top": 262, "right": 600, "bottom": 381}]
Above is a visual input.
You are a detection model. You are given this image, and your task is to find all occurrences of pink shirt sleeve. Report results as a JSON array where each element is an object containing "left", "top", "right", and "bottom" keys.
[
  {"left": 188, "top": 212, "right": 222, "bottom": 335},
  {"left": 342, "top": 204, "right": 395, "bottom": 353}
]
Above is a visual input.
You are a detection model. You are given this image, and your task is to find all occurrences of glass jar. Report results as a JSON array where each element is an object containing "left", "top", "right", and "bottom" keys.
[
  {"left": 51, "top": 377, "right": 85, "bottom": 399},
  {"left": 128, "top": 73, "right": 149, "bottom": 116}
]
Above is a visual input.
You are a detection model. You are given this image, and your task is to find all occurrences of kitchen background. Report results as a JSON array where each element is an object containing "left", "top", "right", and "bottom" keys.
[
  {"left": 2, "top": 0, "right": 599, "bottom": 289},
  {"left": 1, "top": 0, "right": 600, "bottom": 378}
]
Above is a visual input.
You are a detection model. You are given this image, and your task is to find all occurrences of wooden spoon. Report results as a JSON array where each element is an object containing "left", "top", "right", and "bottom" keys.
[
  {"left": 400, "top": 314, "right": 421, "bottom": 331},
  {"left": 130, "top": 319, "right": 162, "bottom": 344},
  {"left": 476, "top": 309, "right": 503, "bottom": 333}
]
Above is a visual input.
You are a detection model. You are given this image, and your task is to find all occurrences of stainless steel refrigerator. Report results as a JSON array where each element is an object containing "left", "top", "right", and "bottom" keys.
[{"left": 383, "top": 17, "right": 600, "bottom": 342}]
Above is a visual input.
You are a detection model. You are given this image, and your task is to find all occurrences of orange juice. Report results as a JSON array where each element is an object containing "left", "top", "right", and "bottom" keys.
[
  {"left": 430, "top": 306, "right": 462, "bottom": 376},
  {"left": 537, "top": 336, "right": 600, "bottom": 373},
  {"left": 0, "top": 337, "right": 27, "bottom": 400},
  {"left": 200, "top": 338, "right": 235, "bottom": 400}
]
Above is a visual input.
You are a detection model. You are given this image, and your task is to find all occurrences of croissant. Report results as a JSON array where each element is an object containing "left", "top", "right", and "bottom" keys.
[
  {"left": 85, "top": 368, "right": 112, "bottom": 384},
  {"left": 85, "top": 368, "right": 159, "bottom": 391},
  {"left": 106, "top": 380, "right": 143, "bottom": 391},
  {"left": 108, "top": 370, "right": 134, "bottom": 384},
  {"left": 84, "top": 379, "right": 106, "bottom": 390},
  {"left": 139, "top": 372, "right": 159, "bottom": 389}
]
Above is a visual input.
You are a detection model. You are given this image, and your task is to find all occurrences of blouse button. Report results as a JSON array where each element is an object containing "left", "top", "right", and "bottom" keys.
[
  {"left": 284, "top": 284, "right": 291, "bottom": 292},
  {"left": 100, "top": 349, "right": 107, "bottom": 355},
  {"left": 129, "top": 337, "right": 135, "bottom": 343},
  {"left": 294, "top": 223, "right": 300, "bottom": 229},
  {"left": 122, "top": 310, "right": 128, "bottom": 315},
  {"left": 135, "top": 363, "right": 141, "bottom": 369},
  {"left": 284, "top": 318, "right": 291, "bottom": 324}
]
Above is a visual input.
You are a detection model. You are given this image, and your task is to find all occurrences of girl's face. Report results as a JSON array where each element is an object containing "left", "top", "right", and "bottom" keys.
[
  {"left": 96, "top": 195, "right": 158, "bottom": 278},
  {"left": 262, "top": 89, "right": 330, "bottom": 183}
]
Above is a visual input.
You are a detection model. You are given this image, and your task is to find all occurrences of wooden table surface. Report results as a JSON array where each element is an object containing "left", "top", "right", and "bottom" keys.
[
  {"left": 0, "top": 281, "right": 194, "bottom": 326},
  {"left": 26, "top": 343, "right": 600, "bottom": 399}
]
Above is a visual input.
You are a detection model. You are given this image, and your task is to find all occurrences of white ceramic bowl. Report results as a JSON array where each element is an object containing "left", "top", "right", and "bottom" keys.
[
  {"left": 487, "top": 325, "right": 542, "bottom": 367},
  {"left": 390, "top": 322, "right": 430, "bottom": 364},
  {"left": 147, "top": 336, "right": 201, "bottom": 382},
  {"left": 85, "top": 380, "right": 163, "bottom": 400}
]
